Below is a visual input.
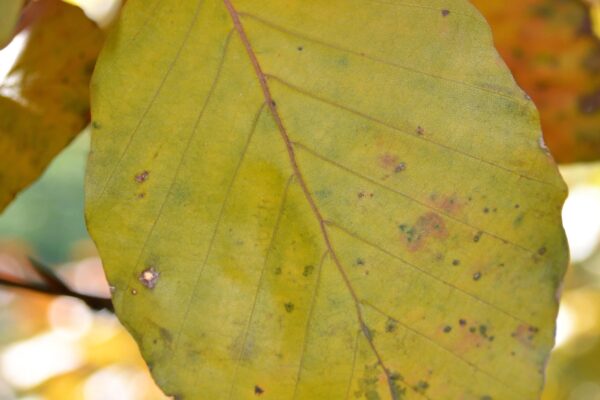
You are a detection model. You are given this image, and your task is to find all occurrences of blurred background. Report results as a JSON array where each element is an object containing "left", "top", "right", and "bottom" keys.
[{"left": 0, "top": 0, "right": 600, "bottom": 399}]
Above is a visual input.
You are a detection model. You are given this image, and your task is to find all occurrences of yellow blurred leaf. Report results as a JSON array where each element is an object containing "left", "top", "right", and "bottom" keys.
[
  {"left": 0, "top": 0, "right": 103, "bottom": 211},
  {"left": 472, "top": 0, "right": 600, "bottom": 163},
  {"left": 86, "top": 0, "right": 568, "bottom": 398}
]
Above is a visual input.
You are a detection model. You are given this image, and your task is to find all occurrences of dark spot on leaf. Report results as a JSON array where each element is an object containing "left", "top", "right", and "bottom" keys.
[
  {"left": 386, "top": 318, "right": 398, "bottom": 333},
  {"left": 481, "top": 396, "right": 493, "bottom": 400},
  {"left": 284, "top": 302, "right": 294, "bottom": 313},
  {"left": 92, "top": 121, "right": 101, "bottom": 129},
  {"left": 443, "top": 325, "right": 452, "bottom": 333},
  {"left": 452, "top": 259, "right": 460, "bottom": 266},
  {"left": 356, "top": 258, "right": 365, "bottom": 266},
  {"left": 303, "top": 265, "right": 314, "bottom": 277},
  {"left": 515, "top": 204, "right": 520, "bottom": 209},
  {"left": 135, "top": 170, "right": 149, "bottom": 183},
  {"left": 394, "top": 162, "right": 406, "bottom": 173},
  {"left": 160, "top": 327, "right": 173, "bottom": 344},
  {"left": 479, "top": 325, "right": 488, "bottom": 337},
  {"left": 254, "top": 385, "right": 264, "bottom": 395},
  {"left": 473, "top": 272, "right": 482, "bottom": 281},
  {"left": 416, "top": 126, "right": 425, "bottom": 135},
  {"left": 137, "top": 193, "right": 145, "bottom": 199},
  {"left": 297, "top": 46, "right": 303, "bottom": 51},
  {"left": 414, "top": 380, "right": 429, "bottom": 393},
  {"left": 483, "top": 207, "right": 489, "bottom": 213},
  {"left": 538, "top": 246, "right": 547, "bottom": 255},
  {"left": 131, "top": 288, "right": 137, "bottom": 295},
  {"left": 441, "top": 9, "right": 450, "bottom": 16},
  {"left": 469, "top": 326, "right": 476, "bottom": 333},
  {"left": 139, "top": 267, "right": 159, "bottom": 289},
  {"left": 271, "top": 100, "right": 276, "bottom": 106},
  {"left": 473, "top": 231, "right": 483, "bottom": 242},
  {"left": 459, "top": 319, "right": 467, "bottom": 326}
]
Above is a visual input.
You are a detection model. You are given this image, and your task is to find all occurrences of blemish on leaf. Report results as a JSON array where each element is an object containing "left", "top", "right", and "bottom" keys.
[
  {"left": 394, "top": 162, "right": 407, "bottom": 173},
  {"left": 511, "top": 324, "right": 537, "bottom": 347},
  {"left": 284, "top": 302, "right": 295, "bottom": 313},
  {"left": 416, "top": 126, "right": 425, "bottom": 135},
  {"left": 443, "top": 325, "right": 452, "bottom": 333},
  {"left": 303, "top": 265, "right": 314, "bottom": 277},
  {"left": 297, "top": 46, "right": 303, "bottom": 51},
  {"left": 356, "top": 258, "right": 365, "bottom": 266},
  {"left": 473, "top": 272, "right": 482, "bottom": 281},
  {"left": 160, "top": 327, "right": 173, "bottom": 344},
  {"left": 414, "top": 380, "right": 429, "bottom": 393},
  {"left": 131, "top": 288, "right": 137, "bottom": 295},
  {"left": 135, "top": 170, "right": 149, "bottom": 183},
  {"left": 399, "top": 212, "right": 448, "bottom": 251},
  {"left": 139, "top": 267, "right": 159, "bottom": 289},
  {"left": 254, "top": 385, "right": 264, "bottom": 395},
  {"left": 459, "top": 319, "right": 467, "bottom": 326},
  {"left": 538, "top": 246, "right": 547, "bottom": 255},
  {"left": 441, "top": 9, "right": 450, "bottom": 17},
  {"left": 473, "top": 231, "right": 483, "bottom": 243},
  {"left": 385, "top": 318, "right": 398, "bottom": 333},
  {"left": 452, "top": 259, "right": 460, "bottom": 266},
  {"left": 91, "top": 120, "right": 101, "bottom": 129}
]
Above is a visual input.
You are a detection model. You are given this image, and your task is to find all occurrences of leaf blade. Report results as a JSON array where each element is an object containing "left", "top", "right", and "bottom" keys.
[{"left": 87, "top": 1, "right": 568, "bottom": 398}]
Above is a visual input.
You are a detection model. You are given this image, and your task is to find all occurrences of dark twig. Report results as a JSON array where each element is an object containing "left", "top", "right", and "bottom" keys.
[
  {"left": 28, "top": 256, "right": 71, "bottom": 292},
  {"left": 0, "top": 260, "right": 113, "bottom": 312}
]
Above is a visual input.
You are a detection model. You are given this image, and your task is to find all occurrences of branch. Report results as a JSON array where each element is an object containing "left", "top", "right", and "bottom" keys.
[{"left": 0, "top": 259, "right": 113, "bottom": 312}]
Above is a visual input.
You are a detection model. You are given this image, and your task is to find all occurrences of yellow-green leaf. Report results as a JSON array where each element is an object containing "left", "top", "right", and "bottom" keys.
[
  {"left": 86, "top": 1, "right": 568, "bottom": 398},
  {"left": 0, "top": 0, "right": 103, "bottom": 211},
  {"left": 0, "top": 0, "right": 25, "bottom": 49}
]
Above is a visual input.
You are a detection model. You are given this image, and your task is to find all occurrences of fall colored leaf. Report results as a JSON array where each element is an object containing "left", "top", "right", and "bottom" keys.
[
  {"left": 86, "top": 0, "right": 568, "bottom": 398},
  {"left": 0, "top": 0, "right": 103, "bottom": 212},
  {"left": 471, "top": 0, "right": 600, "bottom": 163}
]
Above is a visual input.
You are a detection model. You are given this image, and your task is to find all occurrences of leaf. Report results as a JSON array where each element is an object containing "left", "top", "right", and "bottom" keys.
[
  {"left": 471, "top": 0, "right": 600, "bottom": 164},
  {"left": 0, "top": 0, "right": 103, "bottom": 212},
  {"left": 0, "top": 0, "right": 25, "bottom": 49},
  {"left": 86, "top": 1, "right": 568, "bottom": 398}
]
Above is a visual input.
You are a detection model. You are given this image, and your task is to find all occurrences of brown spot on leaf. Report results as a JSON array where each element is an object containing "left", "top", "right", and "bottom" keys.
[
  {"left": 441, "top": 9, "right": 450, "bottom": 17},
  {"left": 254, "top": 385, "right": 264, "bottom": 395},
  {"left": 429, "top": 193, "right": 463, "bottom": 215},
  {"left": 135, "top": 170, "right": 149, "bottom": 183},
  {"left": 473, "top": 272, "right": 482, "bottom": 281},
  {"left": 416, "top": 126, "right": 425, "bottom": 135},
  {"left": 399, "top": 212, "right": 448, "bottom": 251},
  {"left": 284, "top": 302, "right": 295, "bottom": 313},
  {"left": 511, "top": 324, "right": 537, "bottom": 348}
]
